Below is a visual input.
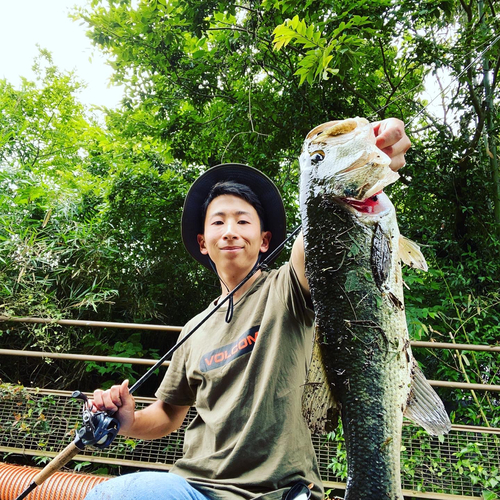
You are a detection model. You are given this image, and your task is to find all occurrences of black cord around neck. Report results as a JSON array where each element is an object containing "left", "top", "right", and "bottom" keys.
[
  {"left": 129, "top": 225, "right": 302, "bottom": 394},
  {"left": 209, "top": 256, "right": 262, "bottom": 323}
]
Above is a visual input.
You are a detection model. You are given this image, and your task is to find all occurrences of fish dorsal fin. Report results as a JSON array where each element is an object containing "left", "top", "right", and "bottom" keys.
[
  {"left": 323, "top": 118, "right": 358, "bottom": 137},
  {"left": 399, "top": 235, "right": 428, "bottom": 272},
  {"left": 404, "top": 362, "right": 451, "bottom": 436},
  {"left": 302, "top": 334, "right": 340, "bottom": 434}
]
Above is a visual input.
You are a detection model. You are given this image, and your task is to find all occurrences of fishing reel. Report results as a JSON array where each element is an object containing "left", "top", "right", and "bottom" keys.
[{"left": 72, "top": 390, "right": 120, "bottom": 450}]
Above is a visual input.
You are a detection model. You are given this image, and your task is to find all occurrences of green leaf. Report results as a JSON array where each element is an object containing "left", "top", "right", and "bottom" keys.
[{"left": 482, "top": 492, "right": 497, "bottom": 500}]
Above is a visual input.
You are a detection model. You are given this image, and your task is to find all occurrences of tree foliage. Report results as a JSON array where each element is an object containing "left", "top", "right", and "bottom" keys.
[{"left": 0, "top": 0, "right": 499, "bottom": 433}]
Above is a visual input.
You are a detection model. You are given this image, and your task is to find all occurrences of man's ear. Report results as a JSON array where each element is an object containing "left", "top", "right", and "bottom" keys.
[
  {"left": 197, "top": 234, "right": 208, "bottom": 255},
  {"left": 260, "top": 231, "right": 272, "bottom": 253}
]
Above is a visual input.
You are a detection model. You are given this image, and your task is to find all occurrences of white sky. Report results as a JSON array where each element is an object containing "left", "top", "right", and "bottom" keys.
[{"left": 0, "top": 0, "right": 124, "bottom": 110}]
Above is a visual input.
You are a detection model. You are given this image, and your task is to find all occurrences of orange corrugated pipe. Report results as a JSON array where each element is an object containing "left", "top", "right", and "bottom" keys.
[{"left": 0, "top": 463, "right": 109, "bottom": 500}]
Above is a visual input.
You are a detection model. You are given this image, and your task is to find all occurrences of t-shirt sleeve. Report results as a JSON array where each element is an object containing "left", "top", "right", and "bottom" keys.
[
  {"left": 155, "top": 332, "right": 196, "bottom": 406},
  {"left": 275, "top": 261, "right": 315, "bottom": 326}
]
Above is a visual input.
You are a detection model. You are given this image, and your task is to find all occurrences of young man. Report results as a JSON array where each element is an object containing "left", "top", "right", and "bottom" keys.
[{"left": 86, "top": 119, "right": 410, "bottom": 500}]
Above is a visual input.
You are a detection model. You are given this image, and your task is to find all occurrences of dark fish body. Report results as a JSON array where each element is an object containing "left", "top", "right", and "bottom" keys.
[
  {"left": 299, "top": 118, "right": 450, "bottom": 500},
  {"left": 303, "top": 192, "right": 408, "bottom": 499}
]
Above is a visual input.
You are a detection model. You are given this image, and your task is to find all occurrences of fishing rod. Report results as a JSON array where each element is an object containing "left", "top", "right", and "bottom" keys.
[
  {"left": 14, "top": 224, "right": 302, "bottom": 500},
  {"left": 367, "top": 32, "right": 500, "bottom": 126}
]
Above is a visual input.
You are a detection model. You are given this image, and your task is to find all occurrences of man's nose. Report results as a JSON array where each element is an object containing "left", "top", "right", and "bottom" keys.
[{"left": 223, "top": 221, "right": 238, "bottom": 239}]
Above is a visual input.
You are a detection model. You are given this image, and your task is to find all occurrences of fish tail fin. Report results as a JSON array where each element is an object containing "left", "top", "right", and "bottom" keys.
[
  {"left": 404, "top": 363, "right": 451, "bottom": 436},
  {"left": 399, "top": 235, "right": 428, "bottom": 272}
]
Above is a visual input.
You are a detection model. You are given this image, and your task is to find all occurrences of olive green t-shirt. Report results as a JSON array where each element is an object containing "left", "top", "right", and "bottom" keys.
[{"left": 156, "top": 262, "right": 323, "bottom": 500}]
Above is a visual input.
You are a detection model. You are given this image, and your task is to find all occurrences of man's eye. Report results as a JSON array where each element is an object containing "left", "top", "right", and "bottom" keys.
[{"left": 310, "top": 150, "right": 325, "bottom": 164}]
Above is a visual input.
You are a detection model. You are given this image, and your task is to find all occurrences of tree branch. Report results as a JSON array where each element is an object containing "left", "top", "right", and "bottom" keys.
[
  {"left": 458, "top": 0, "right": 472, "bottom": 18},
  {"left": 487, "top": 0, "right": 496, "bottom": 16},
  {"left": 491, "top": 52, "right": 500, "bottom": 94},
  {"left": 465, "top": 58, "right": 484, "bottom": 120},
  {"left": 459, "top": 113, "right": 486, "bottom": 162},
  {"left": 340, "top": 79, "right": 384, "bottom": 117},
  {"left": 378, "top": 38, "right": 395, "bottom": 92}
]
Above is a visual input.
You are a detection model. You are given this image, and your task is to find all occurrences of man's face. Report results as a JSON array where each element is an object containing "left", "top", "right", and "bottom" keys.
[{"left": 197, "top": 195, "right": 271, "bottom": 275}]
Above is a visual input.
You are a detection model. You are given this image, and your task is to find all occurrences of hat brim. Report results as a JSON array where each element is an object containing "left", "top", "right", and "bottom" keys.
[{"left": 181, "top": 163, "right": 287, "bottom": 270}]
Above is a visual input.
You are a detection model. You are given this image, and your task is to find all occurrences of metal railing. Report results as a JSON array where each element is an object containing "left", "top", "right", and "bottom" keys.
[
  {"left": 1, "top": 389, "right": 498, "bottom": 500},
  {"left": 1, "top": 314, "right": 499, "bottom": 500},
  {"left": 1, "top": 315, "right": 499, "bottom": 392}
]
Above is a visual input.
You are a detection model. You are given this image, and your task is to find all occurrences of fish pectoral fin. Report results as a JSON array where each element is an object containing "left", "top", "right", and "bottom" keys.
[
  {"left": 404, "top": 363, "right": 451, "bottom": 436},
  {"left": 399, "top": 235, "right": 429, "bottom": 272},
  {"left": 302, "top": 337, "right": 340, "bottom": 434}
]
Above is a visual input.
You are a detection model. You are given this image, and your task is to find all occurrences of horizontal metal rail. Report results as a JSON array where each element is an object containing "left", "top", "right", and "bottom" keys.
[
  {"left": 411, "top": 340, "right": 500, "bottom": 352},
  {"left": 0, "top": 315, "right": 182, "bottom": 332},
  {"left": 0, "top": 349, "right": 170, "bottom": 367},
  {"left": 427, "top": 379, "right": 500, "bottom": 392},
  {"left": 24, "top": 388, "right": 500, "bottom": 434},
  {"left": 0, "top": 445, "right": 175, "bottom": 471},
  {"left": 2, "top": 316, "right": 500, "bottom": 353},
  {"left": 0, "top": 446, "right": 482, "bottom": 500},
  {"left": 322, "top": 481, "right": 482, "bottom": 500},
  {"left": 1, "top": 349, "right": 499, "bottom": 392}
]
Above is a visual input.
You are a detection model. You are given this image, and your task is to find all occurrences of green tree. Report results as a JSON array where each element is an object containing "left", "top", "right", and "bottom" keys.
[
  {"left": 76, "top": 0, "right": 428, "bottom": 172},
  {"left": 76, "top": 0, "right": 499, "bottom": 422},
  {"left": 0, "top": 53, "right": 207, "bottom": 389},
  {"left": 387, "top": 0, "right": 500, "bottom": 426},
  {"left": 1, "top": 0, "right": 498, "bottom": 422}
]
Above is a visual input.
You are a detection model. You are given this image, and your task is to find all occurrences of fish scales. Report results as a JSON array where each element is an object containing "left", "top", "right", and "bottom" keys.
[
  {"left": 299, "top": 118, "right": 450, "bottom": 500},
  {"left": 303, "top": 194, "right": 409, "bottom": 500}
]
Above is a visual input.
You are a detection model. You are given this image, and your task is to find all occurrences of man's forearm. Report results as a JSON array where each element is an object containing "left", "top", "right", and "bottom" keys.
[
  {"left": 120, "top": 400, "right": 189, "bottom": 440},
  {"left": 291, "top": 231, "right": 310, "bottom": 296}
]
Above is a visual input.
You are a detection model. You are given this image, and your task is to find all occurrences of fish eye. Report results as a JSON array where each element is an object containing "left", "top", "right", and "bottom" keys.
[{"left": 310, "top": 150, "right": 325, "bottom": 164}]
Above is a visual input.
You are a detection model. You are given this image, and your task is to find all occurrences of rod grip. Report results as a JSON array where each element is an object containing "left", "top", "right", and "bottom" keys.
[{"left": 32, "top": 441, "right": 81, "bottom": 485}]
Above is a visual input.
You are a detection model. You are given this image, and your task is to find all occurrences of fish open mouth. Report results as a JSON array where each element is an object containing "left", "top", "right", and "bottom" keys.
[{"left": 341, "top": 190, "right": 390, "bottom": 215}]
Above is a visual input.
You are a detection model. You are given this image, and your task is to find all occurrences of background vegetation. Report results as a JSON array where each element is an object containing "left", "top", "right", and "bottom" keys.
[{"left": 0, "top": 0, "right": 499, "bottom": 493}]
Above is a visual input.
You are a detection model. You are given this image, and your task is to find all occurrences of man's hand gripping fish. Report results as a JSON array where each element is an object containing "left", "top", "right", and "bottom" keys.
[{"left": 299, "top": 118, "right": 451, "bottom": 500}]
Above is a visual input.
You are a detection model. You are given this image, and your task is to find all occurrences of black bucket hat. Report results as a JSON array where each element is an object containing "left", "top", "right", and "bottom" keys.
[{"left": 181, "top": 163, "right": 287, "bottom": 270}]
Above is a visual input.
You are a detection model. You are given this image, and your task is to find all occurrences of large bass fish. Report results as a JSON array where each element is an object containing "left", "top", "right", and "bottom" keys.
[{"left": 300, "top": 118, "right": 451, "bottom": 500}]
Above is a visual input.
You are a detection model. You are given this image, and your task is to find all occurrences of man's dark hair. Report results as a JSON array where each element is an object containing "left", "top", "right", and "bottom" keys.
[{"left": 201, "top": 181, "right": 266, "bottom": 231}]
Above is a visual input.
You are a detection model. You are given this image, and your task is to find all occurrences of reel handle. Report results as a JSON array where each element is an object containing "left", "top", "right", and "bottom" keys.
[{"left": 72, "top": 390, "right": 121, "bottom": 449}]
